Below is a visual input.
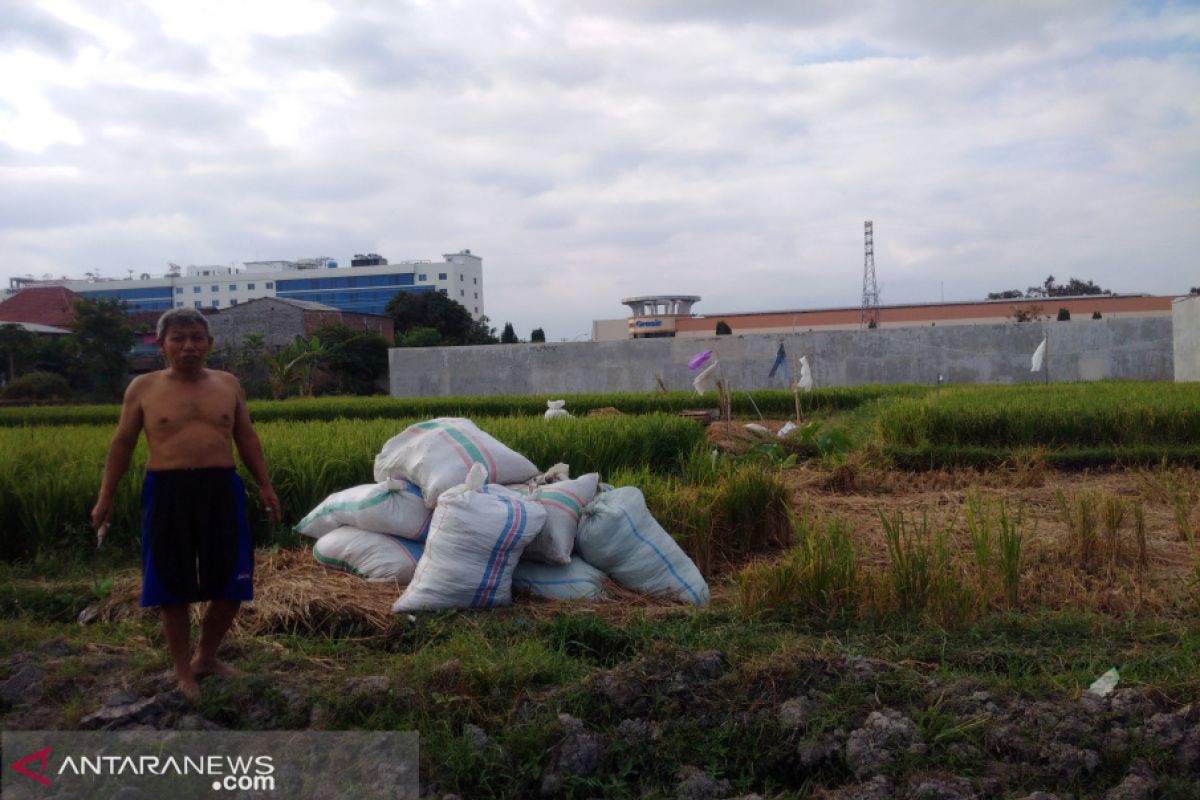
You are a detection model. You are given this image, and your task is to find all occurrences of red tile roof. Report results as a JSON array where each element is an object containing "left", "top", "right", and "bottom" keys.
[{"left": 0, "top": 286, "right": 82, "bottom": 327}]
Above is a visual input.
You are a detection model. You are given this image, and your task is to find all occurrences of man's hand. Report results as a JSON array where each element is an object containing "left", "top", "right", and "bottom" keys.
[
  {"left": 91, "top": 496, "right": 113, "bottom": 532},
  {"left": 260, "top": 486, "right": 282, "bottom": 526}
]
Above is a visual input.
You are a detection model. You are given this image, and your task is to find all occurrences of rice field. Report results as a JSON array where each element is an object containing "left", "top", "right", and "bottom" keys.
[
  {"left": 0, "top": 385, "right": 925, "bottom": 427},
  {"left": 0, "top": 414, "right": 707, "bottom": 560},
  {"left": 877, "top": 381, "right": 1200, "bottom": 448}
]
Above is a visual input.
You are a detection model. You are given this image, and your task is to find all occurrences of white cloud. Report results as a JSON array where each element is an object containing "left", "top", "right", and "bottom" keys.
[{"left": 1, "top": 0, "right": 1198, "bottom": 339}]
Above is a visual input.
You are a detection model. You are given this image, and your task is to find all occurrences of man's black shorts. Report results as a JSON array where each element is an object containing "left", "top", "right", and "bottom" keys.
[{"left": 140, "top": 467, "right": 254, "bottom": 607}]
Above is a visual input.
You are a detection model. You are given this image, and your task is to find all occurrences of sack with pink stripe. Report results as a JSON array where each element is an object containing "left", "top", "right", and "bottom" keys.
[
  {"left": 393, "top": 465, "right": 546, "bottom": 611},
  {"left": 523, "top": 473, "right": 600, "bottom": 565},
  {"left": 373, "top": 418, "right": 539, "bottom": 509}
]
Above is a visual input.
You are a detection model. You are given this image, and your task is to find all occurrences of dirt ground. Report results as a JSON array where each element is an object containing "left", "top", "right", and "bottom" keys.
[{"left": 709, "top": 418, "right": 1199, "bottom": 616}]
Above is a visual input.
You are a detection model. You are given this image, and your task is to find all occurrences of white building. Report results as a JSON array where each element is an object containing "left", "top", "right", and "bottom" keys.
[{"left": 4, "top": 250, "right": 485, "bottom": 318}]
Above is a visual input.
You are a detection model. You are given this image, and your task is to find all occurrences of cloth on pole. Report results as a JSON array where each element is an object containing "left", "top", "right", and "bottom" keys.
[
  {"left": 768, "top": 343, "right": 788, "bottom": 379},
  {"left": 1031, "top": 337, "right": 1047, "bottom": 372},
  {"left": 688, "top": 350, "right": 713, "bottom": 370},
  {"left": 692, "top": 360, "right": 719, "bottom": 395},
  {"left": 798, "top": 355, "right": 814, "bottom": 391}
]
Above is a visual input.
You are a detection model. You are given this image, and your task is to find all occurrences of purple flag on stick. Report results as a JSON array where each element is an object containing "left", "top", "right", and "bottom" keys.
[{"left": 688, "top": 350, "right": 713, "bottom": 370}]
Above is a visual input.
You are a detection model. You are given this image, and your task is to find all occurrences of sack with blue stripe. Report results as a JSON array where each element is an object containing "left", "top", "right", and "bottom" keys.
[
  {"left": 513, "top": 555, "right": 606, "bottom": 601},
  {"left": 393, "top": 464, "right": 546, "bottom": 612},
  {"left": 294, "top": 479, "right": 431, "bottom": 541},
  {"left": 374, "top": 418, "right": 539, "bottom": 509},
  {"left": 313, "top": 526, "right": 424, "bottom": 583},
  {"left": 576, "top": 487, "right": 709, "bottom": 606}
]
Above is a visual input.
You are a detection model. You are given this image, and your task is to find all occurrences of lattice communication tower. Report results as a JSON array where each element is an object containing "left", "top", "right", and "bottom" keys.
[{"left": 861, "top": 220, "right": 880, "bottom": 329}]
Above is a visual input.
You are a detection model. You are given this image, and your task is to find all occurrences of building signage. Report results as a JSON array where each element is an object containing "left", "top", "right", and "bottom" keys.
[{"left": 627, "top": 316, "right": 676, "bottom": 335}]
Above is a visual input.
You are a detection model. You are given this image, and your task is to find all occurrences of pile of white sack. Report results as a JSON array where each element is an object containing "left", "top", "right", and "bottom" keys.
[{"left": 295, "top": 417, "right": 709, "bottom": 612}]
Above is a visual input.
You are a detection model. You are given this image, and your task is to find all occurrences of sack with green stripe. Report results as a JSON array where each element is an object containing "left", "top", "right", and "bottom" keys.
[
  {"left": 313, "top": 525, "right": 424, "bottom": 582},
  {"left": 373, "top": 417, "right": 539, "bottom": 509},
  {"left": 523, "top": 472, "right": 600, "bottom": 565},
  {"left": 295, "top": 478, "right": 431, "bottom": 541},
  {"left": 576, "top": 486, "right": 709, "bottom": 606}
]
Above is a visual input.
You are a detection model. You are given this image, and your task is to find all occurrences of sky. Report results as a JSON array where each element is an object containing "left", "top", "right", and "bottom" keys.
[{"left": 2, "top": 1, "right": 1198, "bottom": 341}]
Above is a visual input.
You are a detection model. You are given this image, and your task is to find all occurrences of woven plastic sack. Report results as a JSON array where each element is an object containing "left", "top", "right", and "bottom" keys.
[
  {"left": 513, "top": 555, "right": 606, "bottom": 601},
  {"left": 523, "top": 473, "right": 600, "bottom": 565},
  {"left": 393, "top": 465, "right": 547, "bottom": 611},
  {"left": 576, "top": 486, "right": 709, "bottom": 606},
  {"left": 313, "top": 526, "right": 424, "bottom": 583},
  {"left": 295, "top": 479, "right": 432, "bottom": 541},
  {"left": 373, "top": 418, "right": 539, "bottom": 508},
  {"left": 545, "top": 399, "right": 570, "bottom": 420}
]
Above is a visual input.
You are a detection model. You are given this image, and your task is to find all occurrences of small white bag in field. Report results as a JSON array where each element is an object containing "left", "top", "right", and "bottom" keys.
[
  {"left": 393, "top": 465, "right": 547, "bottom": 612},
  {"left": 576, "top": 486, "right": 709, "bottom": 606},
  {"left": 373, "top": 418, "right": 539, "bottom": 508},
  {"left": 294, "top": 479, "right": 432, "bottom": 541},
  {"left": 523, "top": 473, "right": 600, "bottom": 565},
  {"left": 513, "top": 555, "right": 607, "bottom": 601},
  {"left": 312, "top": 526, "right": 424, "bottom": 583},
  {"left": 545, "top": 399, "right": 571, "bottom": 420}
]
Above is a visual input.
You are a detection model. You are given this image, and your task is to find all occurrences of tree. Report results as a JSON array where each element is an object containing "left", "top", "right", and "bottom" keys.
[
  {"left": 1191, "top": 287, "right": 1200, "bottom": 295},
  {"left": 398, "top": 327, "right": 442, "bottom": 348},
  {"left": 992, "top": 276, "right": 1112, "bottom": 300},
  {"left": 530, "top": 328, "right": 546, "bottom": 343},
  {"left": 466, "top": 315, "right": 499, "bottom": 345},
  {"left": 715, "top": 320, "right": 733, "bottom": 335},
  {"left": 500, "top": 322, "right": 518, "bottom": 344},
  {"left": 69, "top": 299, "right": 135, "bottom": 398},
  {"left": 0, "top": 324, "right": 35, "bottom": 383},
  {"left": 310, "top": 324, "right": 389, "bottom": 394},
  {"left": 1056, "top": 307, "right": 1071, "bottom": 321},
  {"left": 265, "top": 336, "right": 322, "bottom": 399},
  {"left": 1009, "top": 304, "right": 1045, "bottom": 323},
  {"left": 385, "top": 291, "right": 487, "bottom": 346},
  {"left": 1, "top": 371, "right": 70, "bottom": 401}
]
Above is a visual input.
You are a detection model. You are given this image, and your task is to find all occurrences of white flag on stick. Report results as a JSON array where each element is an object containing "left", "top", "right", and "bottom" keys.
[
  {"left": 1030, "top": 337, "right": 1047, "bottom": 372},
  {"left": 692, "top": 360, "right": 719, "bottom": 395},
  {"left": 798, "top": 356, "right": 814, "bottom": 391}
]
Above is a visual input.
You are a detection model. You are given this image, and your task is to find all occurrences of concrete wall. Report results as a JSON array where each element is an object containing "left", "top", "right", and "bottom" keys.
[
  {"left": 1174, "top": 295, "right": 1200, "bottom": 382},
  {"left": 389, "top": 317, "right": 1173, "bottom": 397}
]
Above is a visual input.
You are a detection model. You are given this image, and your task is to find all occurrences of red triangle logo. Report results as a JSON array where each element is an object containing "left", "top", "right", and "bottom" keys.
[{"left": 11, "top": 746, "right": 52, "bottom": 786}]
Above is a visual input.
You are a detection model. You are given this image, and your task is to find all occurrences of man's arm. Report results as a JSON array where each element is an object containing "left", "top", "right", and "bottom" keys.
[
  {"left": 91, "top": 377, "right": 145, "bottom": 530},
  {"left": 230, "top": 378, "right": 281, "bottom": 525}
]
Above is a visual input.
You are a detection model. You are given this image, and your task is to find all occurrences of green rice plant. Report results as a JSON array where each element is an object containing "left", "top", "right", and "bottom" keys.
[
  {"left": 1133, "top": 501, "right": 1148, "bottom": 569},
  {"left": 964, "top": 487, "right": 993, "bottom": 589},
  {"left": 711, "top": 463, "right": 792, "bottom": 556},
  {"left": 0, "top": 414, "right": 708, "bottom": 557},
  {"left": 0, "top": 384, "right": 929, "bottom": 428},
  {"left": 1057, "top": 489, "right": 1100, "bottom": 573},
  {"left": 734, "top": 510, "right": 859, "bottom": 618},
  {"left": 878, "top": 510, "right": 964, "bottom": 620},
  {"left": 964, "top": 489, "right": 1025, "bottom": 609},
  {"left": 632, "top": 461, "right": 791, "bottom": 575},
  {"left": 1138, "top": 461, "right": 1198, "bottom": 544},
  {"left": 995, "top": 498, "right": 1026, "bottom": 608},
  {"left": 878, "top": 381, "right": 1200, "bottom": 452},
  {"left": 1100, "top": 494, "right": 1128, "bottom": 576}
]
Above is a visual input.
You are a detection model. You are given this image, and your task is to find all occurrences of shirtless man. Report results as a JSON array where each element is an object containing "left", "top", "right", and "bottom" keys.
[{"left": 91, "top": 308, "right": 281, "bottom": 702}]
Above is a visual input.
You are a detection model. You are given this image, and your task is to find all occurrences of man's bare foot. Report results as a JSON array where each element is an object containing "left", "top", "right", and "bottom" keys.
[
  {"left": 190, "top": 657, "right": 240, "bottom": 679},
  {"left": 176, "top": 674, "right": 201, "bottom": 704}
]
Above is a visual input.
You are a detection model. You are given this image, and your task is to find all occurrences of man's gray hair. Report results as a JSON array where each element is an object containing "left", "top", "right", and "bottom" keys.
[{"left": 156, "top": 308, "right": 212, "bottom": 340}]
